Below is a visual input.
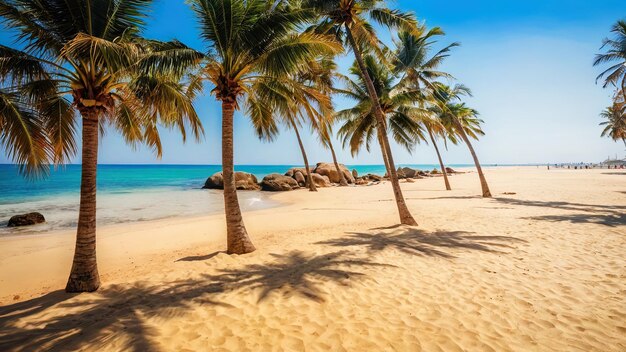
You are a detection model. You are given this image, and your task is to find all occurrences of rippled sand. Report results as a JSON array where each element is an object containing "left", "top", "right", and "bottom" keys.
[{"left": 0, "top": 167, "right": 624, "bottom": 351}]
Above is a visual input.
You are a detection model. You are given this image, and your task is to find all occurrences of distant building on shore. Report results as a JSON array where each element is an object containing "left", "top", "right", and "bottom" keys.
[{"left": 601, "top": 157, "right": 626, "bottom": 167}]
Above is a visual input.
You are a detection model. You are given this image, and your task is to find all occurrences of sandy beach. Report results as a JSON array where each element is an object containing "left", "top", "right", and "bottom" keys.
[{"left": 0, "top": 166, "right": 624, "bottom": 351}]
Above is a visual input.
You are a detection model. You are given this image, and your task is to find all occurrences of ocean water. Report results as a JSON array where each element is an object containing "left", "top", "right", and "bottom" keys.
[{"left": 0, "top": 163, "right": 470, "bottom": 235}]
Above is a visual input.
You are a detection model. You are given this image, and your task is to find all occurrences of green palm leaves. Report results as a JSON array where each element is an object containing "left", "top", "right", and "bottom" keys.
[
  {"left": 599, "top": 104, "right": 626, "bottom": 145},
  {"left": 188, "top": 0, "right": 342, "bottom": 254},
  {"left": 594, "top": 20, "right": 626, "bottom": 92},
  {"left": 336, "top": 55, "right": 427, "bottom": 156},
  {"left": 1, "top": 0, "right": 206, "bottom": 292},
  {"left": 595, "top": 19, "right": 626, "bottom": 144},
  {"left": 0, "top": 0, "right": 204, "bottom": 175}
]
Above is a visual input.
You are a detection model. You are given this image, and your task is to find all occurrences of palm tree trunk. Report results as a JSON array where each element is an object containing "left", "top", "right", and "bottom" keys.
[
  {"left": 291, "top": 120, "right": 317, "bottom": 192},
  {"left": 328, "top": 138, "right": 348, "bottom": 186},
  {"left": 454, "top": 119, "right": 492, "bottom": 197},
  {"left": 222, "top": 101, "right": 256, "bottom": 254},
  {"left": 65, "top": 113, "right": 100, "bottom": 292},
  {"left": 427, "top": 128, "right": 451, "bottom": 191},
  {"left": 345, "top": 25, "right": 417, "bottom": 226},
  {"left": 377, "top": 127, "right": 392, "bottom": 175}
]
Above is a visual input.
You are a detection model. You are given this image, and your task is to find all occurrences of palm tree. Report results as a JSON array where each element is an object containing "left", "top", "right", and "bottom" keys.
[
  {"left": 599, "top": 102, "right": 626, "bottom": 145},
  {"left": 303, "top": 0, "right": 419, "bottom": 225},
  {"left": 594, "top": 19, "right": 626, "bottom": 101},
  {"left": 188, "top": 0, "right": 341, "bottom": 253},
  {"left": 337, "top": 56, "right": 427, "bottom": 164},
  {"left": 433, "top": 83, "right": 492, "bottom": 197},
  {"left": 392, "top": 27, "right": 459, "bottom": 190},
  {"left": 422, "top": 115, "right": 452, "bottom": 190},
  {"left": 0, "top": 0, "right": 204, "bottom": 292},
  {"left": 302, "top": 56, "right": 349, "bottom": 186},
  {"left": 252, "top": 59, "right": 336, "bottom": 192}
]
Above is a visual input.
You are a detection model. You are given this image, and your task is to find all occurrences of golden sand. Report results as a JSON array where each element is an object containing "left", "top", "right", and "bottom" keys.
[{"left": 0, "top": 167, "right": 624, "bottom": 351}]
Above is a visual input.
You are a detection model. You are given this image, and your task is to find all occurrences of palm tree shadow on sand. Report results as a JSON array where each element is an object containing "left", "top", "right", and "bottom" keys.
[
  {"left": 418, "top": 196, "right": 626, "bottom": 227},
  {"left": 204, "top": 250, "right": 392, "bottom": 303},
  {"left": 317, "top": 226, "right": 526, "bottom": 258},
  {"left": 491, "top": 197, "right": 626, "bottom": 227},
  {"left": 0, "top": 251, "right": 388, "bottom": 351}
]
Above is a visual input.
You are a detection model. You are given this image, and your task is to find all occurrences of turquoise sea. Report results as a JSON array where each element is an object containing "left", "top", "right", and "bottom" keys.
[{"left": 0, "top": 163, "right": 475, "bottom": 235}]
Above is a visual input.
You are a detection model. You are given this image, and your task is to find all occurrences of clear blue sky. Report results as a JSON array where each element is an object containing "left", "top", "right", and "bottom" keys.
[{"left": 1, "top": 0, "right": 625, "bottom": 165}]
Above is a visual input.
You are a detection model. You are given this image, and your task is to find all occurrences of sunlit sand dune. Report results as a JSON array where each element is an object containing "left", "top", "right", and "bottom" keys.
[{"left": 0, "top": 167, "right": 624, "bottom": 351}]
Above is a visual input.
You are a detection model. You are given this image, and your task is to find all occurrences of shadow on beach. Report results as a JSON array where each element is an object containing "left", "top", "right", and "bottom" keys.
[
  {"left": 0, "top": 250, "right": 387, "bottom": 351},
  {"left": 491, "top": 198, "right": 626, "bottom": 227},
  {"left": 317, "top": 227, "right": 526, "bottom": 259},
  {"left": 421, "top": 196, "right": 625, "bottom": 227}
]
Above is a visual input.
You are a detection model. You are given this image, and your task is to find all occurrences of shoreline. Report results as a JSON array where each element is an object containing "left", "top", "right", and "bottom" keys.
[{"left": 0, "top": 165, "right": 479, "bottom": 237}]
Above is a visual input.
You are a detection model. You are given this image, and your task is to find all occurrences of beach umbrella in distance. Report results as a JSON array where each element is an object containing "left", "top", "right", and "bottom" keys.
[{"left": 0, "top": 0, "right": 204, "bottom": 292}]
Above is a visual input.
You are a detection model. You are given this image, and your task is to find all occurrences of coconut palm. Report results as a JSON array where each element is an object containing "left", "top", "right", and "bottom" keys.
[
  {"left": 187, "top": 0, "right": 341, "bottom": 254},
  {"left": 392, "top": 27, "right": 459, "bottom": 190},
  {"left": 252, "top": 59, "right": 336, "bottom": 192},
  {"left": 422, "top": 115, "right": 452, "bottom": 190},
  {"left": 302, "top": 56, "right": 350, "bottom": 186},
  {"left": 599, "top": 102, "right": 626, "bottom": 145},
  {"left": 302, "top": 0, "right": 419, "bottom": 225},
  {"left": 594, "top": 20, "right": 626, "bottom": 101},
  {"left": 393, "top": 28, "right": 458, "bottom": 91},
  {"left": 432, "top": 83, "right": 492, "bottom": 197},
  {"left": 0, "top": 0, "right": 204, "bottom": 292},
  {"left": 337, "top": 55, "right": 428, "bottom": 163}
]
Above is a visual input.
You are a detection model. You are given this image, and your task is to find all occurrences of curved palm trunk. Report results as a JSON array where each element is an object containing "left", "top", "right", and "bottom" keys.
[
  {"left": 222, "top": 101, "right": 256, "bottom": 254},
  {"left": 346, "top": 25, "right": 417, "bottom": 226},
  {"left": 454, "top": 119, "right": 492, "bottom": 197},
  {"left": 328, "top": 138, "right": 348, "bottom": 186},
  {"left": 377, "top": 128, "right": 392, "bottom": 175},
  {"left": 66, "top": 114, "right": 100, "bottom": 292},
  {"left": 427, "top": 128, "right": 451, "bottom": 191},
  {"left": 291, "top": 120, "right": 317, "bottom": 192}
]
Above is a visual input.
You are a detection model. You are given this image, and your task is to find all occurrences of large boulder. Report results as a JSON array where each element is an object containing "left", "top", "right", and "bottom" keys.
[
  {"left": 203, "top": 171, "right": 260, "bottom": 190},
  {"left": 446, "top": 167, "right": 457, "bottom": 174},
  {"left": 285, "top": 167, "right": 307, "bottom": 178},
  {"left": 8, "top": 212, "right": 45, "bottom": 227},
  {"left": 285, "top": 168, "right": 307, "bottom": 187},
  {"left": 311, "top": 173, "right": 331, "bottom": 187},
  {"left": 313, "top": 162, "right": 355, "bottom": 184},
  {"left": 352, "top": 169, "right": 358, "bottom": 178},
  {"left": 399, "top": 167, "right": 417, "bottom": 178},
  {"left": 261, "top": 174, "right": 300, "bottom": 191}
]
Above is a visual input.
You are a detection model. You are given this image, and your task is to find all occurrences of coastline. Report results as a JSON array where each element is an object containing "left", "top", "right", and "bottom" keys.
[
  {"left": 0, "top": 164, "right": 479, "bottom": 236},
  {"left": 1, "top": 166, "right": 624, "bottom": 351}
]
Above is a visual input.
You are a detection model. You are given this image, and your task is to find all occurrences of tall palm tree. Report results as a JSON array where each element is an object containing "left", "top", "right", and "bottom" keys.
[
  {"left": 392, "top": 27, "right": 459, "bottom": 190},
  {"left": 252, "top": 60, "right": 336, "bottom": 192},
  {"left": 433, "top": 83, "right": 492, "bottom": 197},
  {"left": 0, "top": 0, "right": 203, "bottom": 292},
  {"left": 594, "top": 19, "right": 626, "bottom": 101},
  {"left": 337, "top": 56, "right": 427, "bottom": 163},
  {"left": 303, "top": 0, "right": 419, "bottom": 225},
  {"left": 302, "top": 56, "right": 349, "bottom": 186},
  {"left": 422, "top": 115, "right": 452, "bottom": 190},
  {"left": 599, "top": 102, "right": 626, "bottom": 145},
  {"left": 188, "top": 0, "right": 341, "bottom": 253}
]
